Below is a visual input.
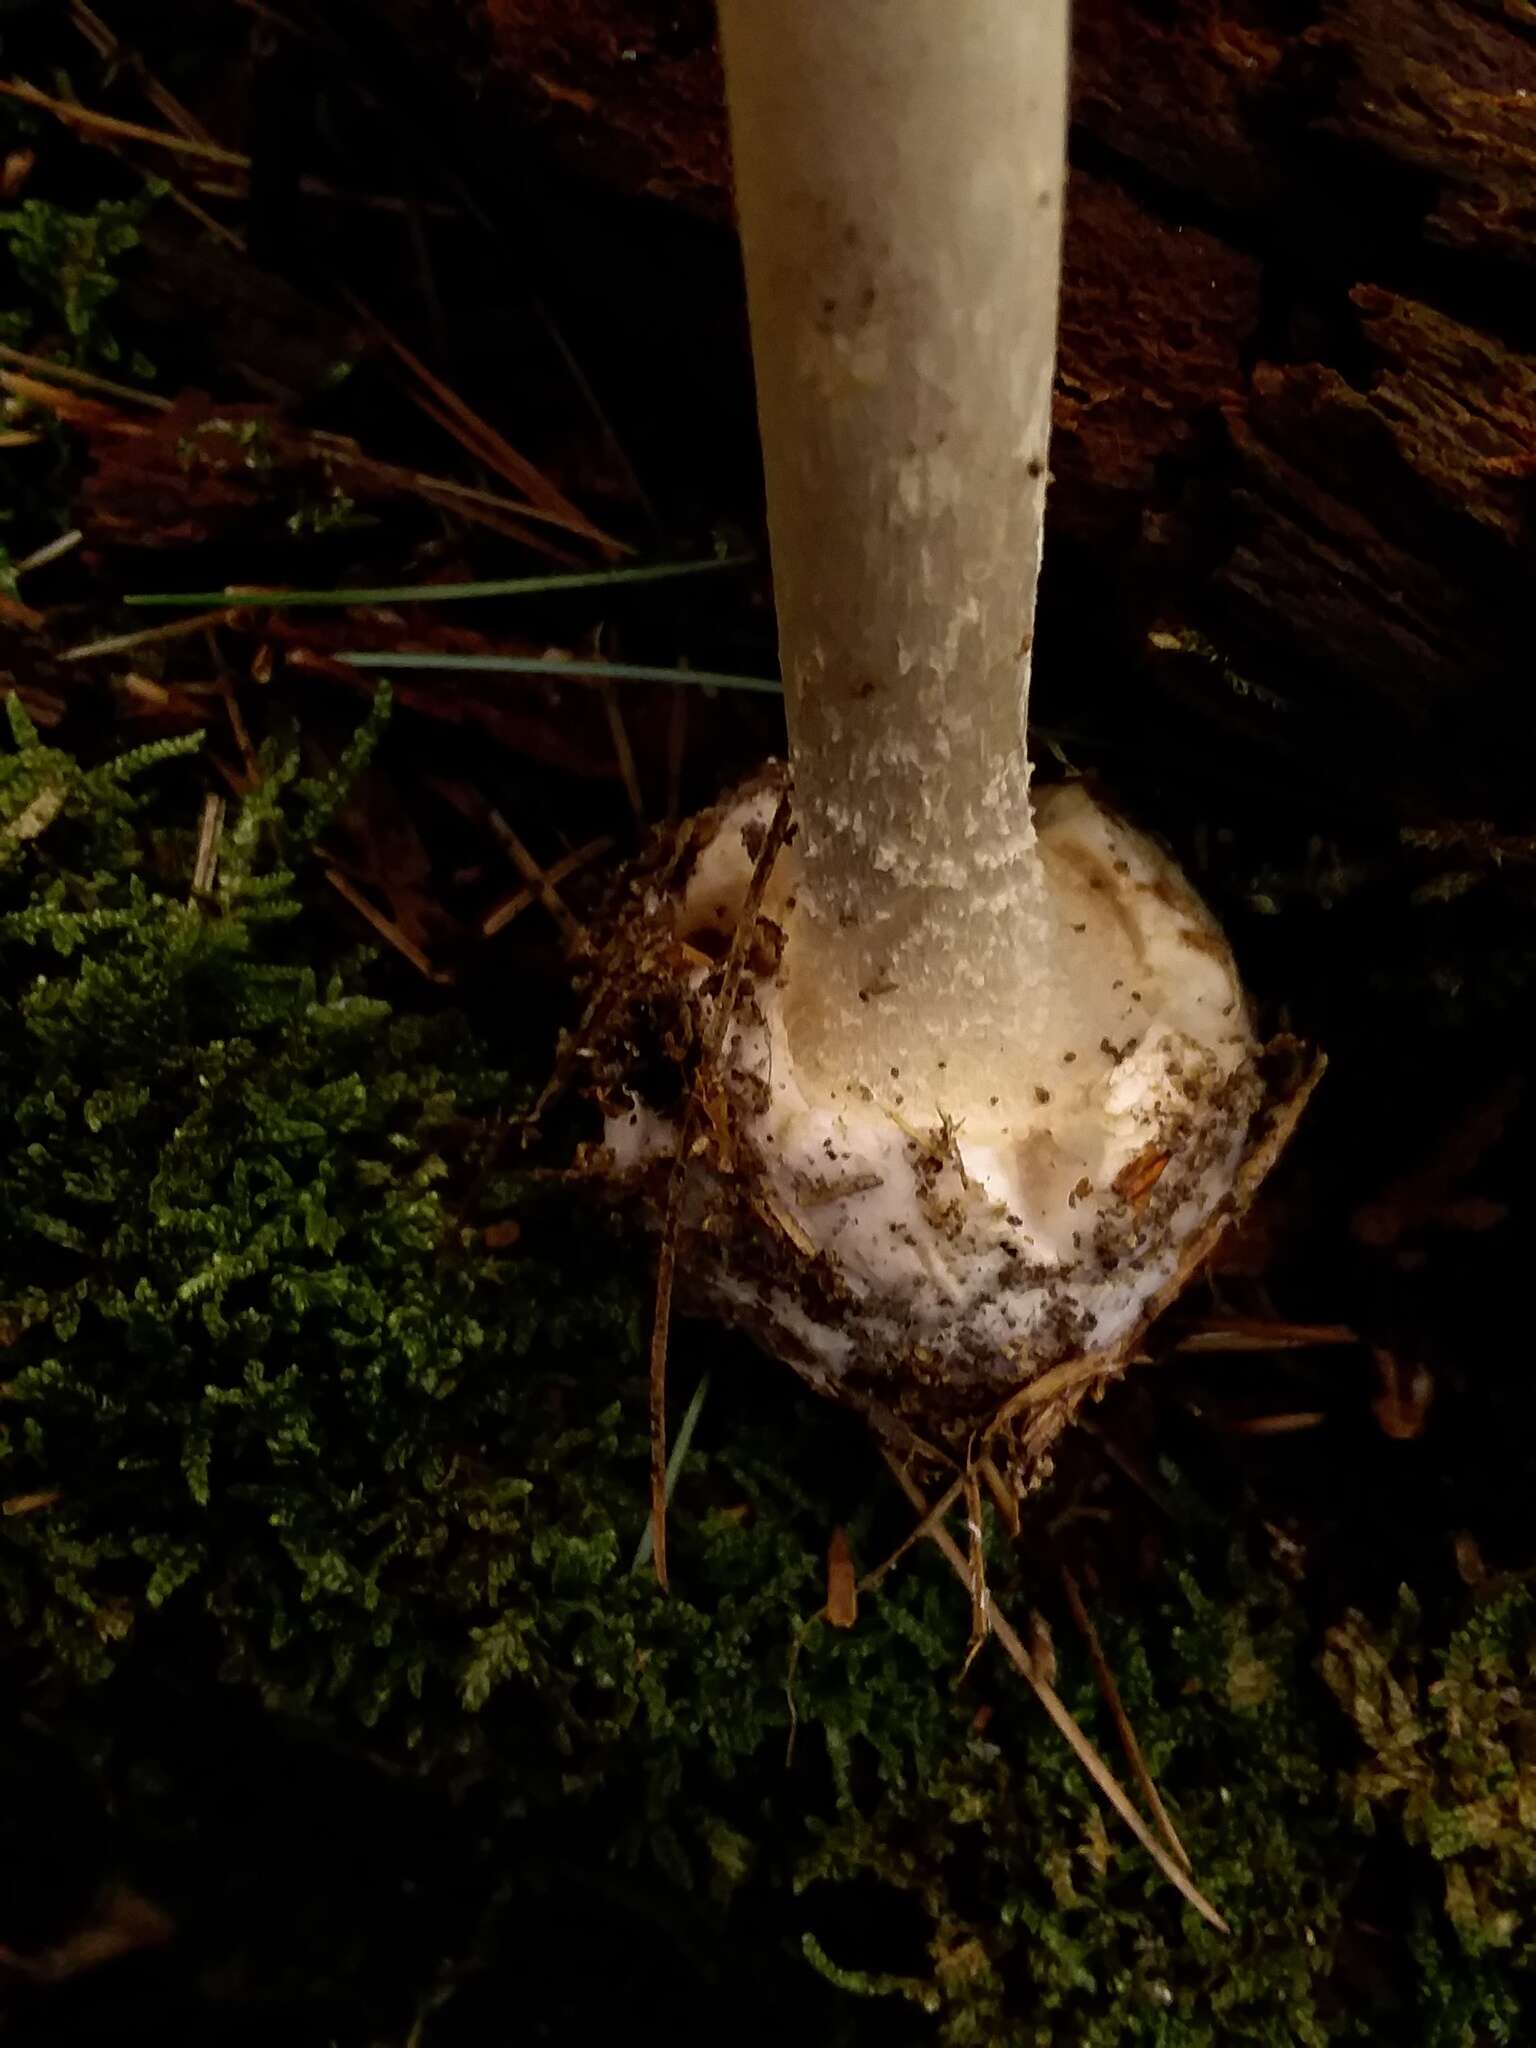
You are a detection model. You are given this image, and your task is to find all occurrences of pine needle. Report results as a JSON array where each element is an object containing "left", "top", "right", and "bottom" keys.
[
  {"left": 0, "top": 77, "right": 249, "bottom": 166},
  {"left": 0, "top": 342, "right": 173, "bottom": 411},
  {"left": 58, "top": 612, "right": 238, "bottom": 662},
  {"left": 1061, "top": 1565, "right": 1194, "bottom": 1875},
  {"left": 881, "top": 1453, "right": 1230, "bottom": 1934}
]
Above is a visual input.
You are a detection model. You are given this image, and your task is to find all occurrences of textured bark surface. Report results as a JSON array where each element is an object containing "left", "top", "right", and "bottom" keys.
[{"left": 474, "top": 0, "right": 1536, "bottom": 796}]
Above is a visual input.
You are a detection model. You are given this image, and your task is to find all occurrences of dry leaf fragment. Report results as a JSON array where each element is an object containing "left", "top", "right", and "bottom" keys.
[{"left": 827, "top": 1525, "right": 858, "bottom": 1629}]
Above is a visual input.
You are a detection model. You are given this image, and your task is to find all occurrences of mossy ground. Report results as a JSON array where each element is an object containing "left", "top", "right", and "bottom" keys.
[
  {"left": 4, "top": 11, "right": 1536, "bottom": 2045},
  {"left": 0, "top": 652, "right": 1532, "bottom": 2048}
]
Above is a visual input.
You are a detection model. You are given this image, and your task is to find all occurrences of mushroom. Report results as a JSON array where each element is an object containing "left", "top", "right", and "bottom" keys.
[{"left": 593, "top": 0, "right": 1302, "bottom": 1447}]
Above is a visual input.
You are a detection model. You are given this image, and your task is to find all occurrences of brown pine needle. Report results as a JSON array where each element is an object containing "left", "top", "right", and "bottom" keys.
[
  {"left": 351, "top": 454, "right": 610, "bottom": 553},
  {"left": 486, "top": 813, "right": 583, "bottom": 943},
  {"left": 190, "top": 792, "right": 227, "bottom": 900},
  {"left": 1209, "top": 1410, "right": 1328, "bottom": 1437},
  {"left": 0, "top": 78, "right": 248, "bottom": 167},
  {"left": 648, "top": 792, "right": 792, "bottom": 1591},
  {"left": 961, "top": 1465, "right": 990, "bottom": 1677},
  {"left": 665, "top": 687, "right": 688, "bottom": 824},
  {"left": 219, "top": 680, "right": 261, "bottom": 786},
  {"left": 481, "top": 836, "right": 614, "bottom": 938},
  {"left": 0, "top": 343, "right": 173, "bottom": 410},
  {"left": 1061, "top": 1565, "right": 1193, "bottom": 1875},
  {"left": 13, "top": 529, "right": 83, "bottom": 577},
  {"left": 59, "top": 611, "right": 238, "bottom": 662},
  {"left": 881, "top": 1453, "right": 1230, "bottom": 1934},
  {"left": 977, "top": 1453, "right": 1022, "bottom": 1538},
  {"left": 68, "top": 3, "right": 220, "bottom": 147},
  {"left": 324, "top": 870, "right": 451, "bottom": 984},
  {"left": 1175, "top": 1318, "right": 1357, "bottom": 1354},
  {"left": 342, "top": 293, "right": 620, "bottom": 553},
  {"left": 601, "top": 681, "right": 645, "bottom": 826}
]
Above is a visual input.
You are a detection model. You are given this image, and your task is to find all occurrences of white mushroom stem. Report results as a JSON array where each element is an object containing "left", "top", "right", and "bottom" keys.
[
  {"left": 598, "top": 3, "right": 1274, "bottom": 1417},
  {"left": 717, "top": 0, "right": 1070, "bottom": 1106}
]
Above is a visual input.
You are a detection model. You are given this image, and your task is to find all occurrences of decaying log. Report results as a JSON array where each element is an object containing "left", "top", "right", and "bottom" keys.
[{"left": 472, "top": 0, "right": 1536, "bottom": 789}]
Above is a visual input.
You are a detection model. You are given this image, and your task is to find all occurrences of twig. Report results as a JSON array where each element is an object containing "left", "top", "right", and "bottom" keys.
[
  {"left": 648, "top": 792, "right": 793, "bottom": 1590},
  {"left": 1061, "top": 1566, "right": 1193, "bottom": 1874},
  {"left": 881, "top": 1452, "right": 1229, "bottom": 1933}
]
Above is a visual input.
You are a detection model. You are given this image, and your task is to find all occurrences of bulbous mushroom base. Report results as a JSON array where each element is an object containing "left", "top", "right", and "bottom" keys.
[{"left": 581, "top": 767, "right": 1315, "bottom": 1465}]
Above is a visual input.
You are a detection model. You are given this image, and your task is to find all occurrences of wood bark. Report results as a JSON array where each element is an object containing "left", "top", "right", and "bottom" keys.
[{"left": 473, "top": 0, "right": 1536, "bottom": 807}]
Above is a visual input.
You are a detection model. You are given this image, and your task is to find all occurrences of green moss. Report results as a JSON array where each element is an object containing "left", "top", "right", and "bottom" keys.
[
  {"left": 1325, "top": 1586, "right": 1536, "bottom": 1971},
  {"left": 0, "top": 185, "right": 162, "bottom": 372},
  {"left": 792, "top": 1534, "right": 1349, "bottom": 2048},
  {"left": 1, "top": 708, "right": 1534, "bottom": 2042}
]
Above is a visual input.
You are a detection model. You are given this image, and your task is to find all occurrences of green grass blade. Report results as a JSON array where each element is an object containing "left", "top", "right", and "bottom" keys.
[
  {"left": 336, "top": 652, "right": 782, "bottom": 694},
  {"left": 124, "top": 556, "right": 753, "bottom": 611},
  {"left": 632, "top": 1371, "right": 712, "bottom": 1574}
]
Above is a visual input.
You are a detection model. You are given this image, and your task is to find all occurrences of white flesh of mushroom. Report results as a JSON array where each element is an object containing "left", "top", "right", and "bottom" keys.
[{"left": 606, "top": 776, "right": 1257, "bottom": 1388}]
